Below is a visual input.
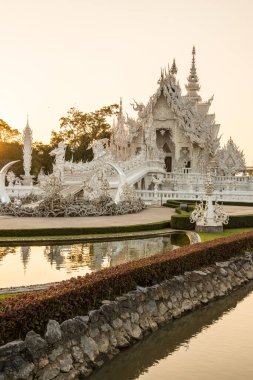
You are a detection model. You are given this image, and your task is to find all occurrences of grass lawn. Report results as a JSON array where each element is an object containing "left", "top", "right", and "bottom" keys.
[{"left": 198, "top": 228, "right": 253, "bottom": 242}]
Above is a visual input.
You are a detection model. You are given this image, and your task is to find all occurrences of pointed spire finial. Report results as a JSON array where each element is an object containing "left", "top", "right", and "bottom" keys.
[
  {"left": 171, "top": 59, "right": 178, "bottom": 75},
  {"left": 119, "top": 97, "right": 123, "bottom": 114},
  {"left": 185, "top": 45, "right": 201, "bottom": 102}
]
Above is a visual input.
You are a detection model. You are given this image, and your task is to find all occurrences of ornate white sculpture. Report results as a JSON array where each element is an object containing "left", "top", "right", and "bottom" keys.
[
  {"left": 22, "top": 117, "right": 33, "bottom": 185},
  {"left": 6, "top": 171, "right": 16, "bottom": 187},
  {"left": 49, "top": 142, "right": 66, "bottom": 179},
  {"left": 88, "top": 138, "right": 108, "bottom": 160},
  {"left": 151, "top": 175, "right": 164, "bottom": 198},
  {"left": 190, "top": 173, "right": 229, "bottom": 232},
  {"left": 120, "top": 183, "right": 137, "bottom": 202},
  {"left": 216, "top": 137, "right": 246, "bottom": 176}
]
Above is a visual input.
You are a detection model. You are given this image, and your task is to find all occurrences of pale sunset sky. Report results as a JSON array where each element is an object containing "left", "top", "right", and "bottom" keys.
[{"left": 0, "top": 0, "right": 253, "bottom": 163}]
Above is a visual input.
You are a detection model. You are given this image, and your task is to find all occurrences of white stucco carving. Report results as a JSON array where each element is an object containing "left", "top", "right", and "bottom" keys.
[{"left": 216, "top": 137, "right": 246, "bottom": 176}]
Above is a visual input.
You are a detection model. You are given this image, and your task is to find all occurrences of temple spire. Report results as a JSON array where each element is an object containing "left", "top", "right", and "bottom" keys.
[
  {"left": 171, "top": 59, "right": 178, "bottom": 75},
  {"left": 26, "top": 114, "right": 30, "bottom": 128},
  {"left": 119, "top": 97, "right": 123, "bottom": 115},
  {"left": 22, "top": 116, "right": 33, "bottom": 185},
  {"left": 185, "top": 46, "right": 201, "bottom": 103}
]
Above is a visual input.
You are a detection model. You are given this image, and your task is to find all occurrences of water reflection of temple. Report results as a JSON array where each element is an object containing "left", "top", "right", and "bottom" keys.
[
  {"left": 44, "top": 244, "right": 94, "bottom": 273},
  {"left": 20, "top": 246, "right": 31, "bottom": 271},
  {"left": 43, "top": 236, "right": 176, "bottom": 274}
]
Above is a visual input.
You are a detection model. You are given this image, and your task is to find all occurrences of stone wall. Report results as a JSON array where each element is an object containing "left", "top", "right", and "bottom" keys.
[{"left": 1, "top": 252, "right": 253, "bottom": 379}]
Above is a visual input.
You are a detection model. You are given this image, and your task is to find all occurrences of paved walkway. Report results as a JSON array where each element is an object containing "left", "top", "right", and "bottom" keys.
[
  {"left": 0, "top": 205, "right": 251, "bottom": 230},
  {"left": 0, "top": 207, "right": 174, "bottom": 229},
  {"left": 223, "top": 206, "right": 253, "bottom": 216}
]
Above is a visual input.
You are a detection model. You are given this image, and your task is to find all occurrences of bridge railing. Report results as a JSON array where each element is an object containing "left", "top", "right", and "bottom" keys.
[{"left": 136, "top": 189, "right": 253, "bottom": 203}]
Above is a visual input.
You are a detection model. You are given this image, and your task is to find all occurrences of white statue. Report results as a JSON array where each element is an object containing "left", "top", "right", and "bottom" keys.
[
  {"left": 50, "top": 142, "right": 66, "bottom": 178},
  {"left": 151, "top": 174, "right": 164, "bottom": 197},
  {"left": 6, "top": 171, "right": 16, "bottom": 187},
  {"left": 190, "top": 173, "right": 229, "bottom": 232},
  {"left": 88, "top": 138, "right": 108, "bottom": 160}
]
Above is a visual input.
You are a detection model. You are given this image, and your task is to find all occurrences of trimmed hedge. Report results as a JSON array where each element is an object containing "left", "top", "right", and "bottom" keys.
[
  {"left": 1, "top": 230, "right": 253, "bottom": 344},
  {"left": 0, "top": 221, "right": 171, "bottom": 238},
  {"left": 170, "top": 213, "right": 195, "bottom": 230},
  {"left": 225, "top": 215, "right": 253, "bottom": 229},
  {"left": 164, "top": 200, "right": 197, "bottom": 209},
  {"left": 164, "top": 199, "right": 253, "bottom": 208},
  {"left": 170, "top": 212, "right": 253, "bottom": 230}
]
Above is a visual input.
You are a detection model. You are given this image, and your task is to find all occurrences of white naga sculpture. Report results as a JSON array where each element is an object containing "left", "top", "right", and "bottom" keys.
[
  {"left": 22, "top": 117, "right": 33, "bottom": 185},
  {"left": 190, "top": 173, "right": 229, "bottom": 232}
]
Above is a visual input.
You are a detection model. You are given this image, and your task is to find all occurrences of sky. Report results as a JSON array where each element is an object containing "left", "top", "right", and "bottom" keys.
[{"left": 0, "top": 0, "right": 253, "bottom": 163}]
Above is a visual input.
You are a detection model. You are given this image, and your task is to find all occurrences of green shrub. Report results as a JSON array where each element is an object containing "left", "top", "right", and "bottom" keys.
[
  {"left": 1, "top": 230, "right": 253, "bottom": 344},
  {"left": 170, "top": 214, "right": 195, "bottom": 230},
  {"left": 225, "top": 215, "right": 253, "bottom": 229}
]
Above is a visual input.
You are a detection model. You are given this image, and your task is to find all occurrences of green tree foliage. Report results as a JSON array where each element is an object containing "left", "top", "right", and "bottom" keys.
[
  {"left": 31, "top": 142, "right": 54, "bottom": 177},
  {"left": 0, "top": 142, "right": 23, "bottom": 176},
  {"left": 50, "top": 104, "right": 119, "bottom": 162},
  {"left": 0, "top": 120, "right": 23, "bottom": 175},
  {"left": 0, "top": 119, "right": 21, "bottom": 143}
]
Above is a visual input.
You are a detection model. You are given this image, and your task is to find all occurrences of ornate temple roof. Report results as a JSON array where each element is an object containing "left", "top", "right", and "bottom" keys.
[{"left": 129, "top": 47, "right": 220, "bottom": 155}]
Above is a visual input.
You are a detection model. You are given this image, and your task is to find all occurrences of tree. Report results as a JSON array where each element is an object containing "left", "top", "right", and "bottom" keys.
[
  {"left": 31, "top": 142, "right": 54, "bottom": 177},
  {"left": 0, "top": 119, "right": 21, "bottom": 143},
  {"left": 50, "top": 104, "right": 119, "bottom": 162},
  {"left": 0, "top": 141, "right": 23, "bottom": 176}
]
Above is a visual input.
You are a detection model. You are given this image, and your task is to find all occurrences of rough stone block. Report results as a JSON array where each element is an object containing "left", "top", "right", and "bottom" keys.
[
  {"left": 80, "top": 336, "right": 99, "bottom": 362},
  {"left": 5, "top": 356, "right": 34, "bottom": 379},
  {"left": 37, "top": 363, "right": 60, "bottom": 380},
  {"left": 25, "top": 331, "right": 48, "bottom": 360},
  {"left": 0, "top": 340, "right": 25, "bottom": 359},
  {"left": 58, "top": 353, "right": 73, "bottom": 373},
  {"left": 48, "top": 346, "right": 64, "bottom": 362},
  {"left": 71, "top": 346, "right": 84, "bottom": 363},
  {"left": 61, "top": 318, "right": 87, "bottom": 340},
  {"left": 45, "top": 320, "right": 62, "bottom": 345}
]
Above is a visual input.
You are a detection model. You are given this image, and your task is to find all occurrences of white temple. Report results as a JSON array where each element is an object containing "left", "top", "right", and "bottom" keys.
[
  {"left": 4, "top": 47, "right": 253, "bottom": 205},
  {"left": 111, "top": 47, "right": 220, "bottom": 173}
]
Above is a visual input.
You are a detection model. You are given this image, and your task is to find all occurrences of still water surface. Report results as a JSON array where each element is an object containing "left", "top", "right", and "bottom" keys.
[
  {"left": 0, "top": 233, "right": 188, "bottom": 288},
  {"left": 90, "top": 282, "right": 253, "bottom": 380}
]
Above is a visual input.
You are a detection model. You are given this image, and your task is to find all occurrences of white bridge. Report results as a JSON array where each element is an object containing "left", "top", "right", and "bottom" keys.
[{"left": 5, "top": 159, "right": 253, "bottom": 204}]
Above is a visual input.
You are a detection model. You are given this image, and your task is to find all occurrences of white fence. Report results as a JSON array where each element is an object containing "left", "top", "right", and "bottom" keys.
[{"left": 136, "top": 190, "right": 253, "bottom": 203}]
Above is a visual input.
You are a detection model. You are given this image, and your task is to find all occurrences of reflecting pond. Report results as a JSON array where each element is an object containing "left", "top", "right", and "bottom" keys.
[
  {"left": 0, "top": 233, "right": 189, "bottom": 288},
  {"left": 90, "top": 282, "right": 253, "bottom": 380}
]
